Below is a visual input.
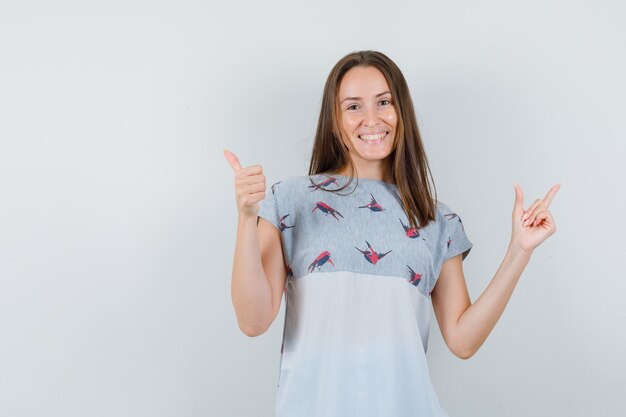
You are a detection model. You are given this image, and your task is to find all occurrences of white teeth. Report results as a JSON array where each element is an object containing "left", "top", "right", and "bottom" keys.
[{"left": 359, "top": 132, "right": 387, "bottom": 141}]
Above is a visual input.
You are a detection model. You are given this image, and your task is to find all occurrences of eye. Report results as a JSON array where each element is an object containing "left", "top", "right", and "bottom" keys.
[
  {"left": 379, "top": 99, "right": 391, "bottom": 106},
  {"left": 347, "top": 104, "right": 359, "bottom": 110}
]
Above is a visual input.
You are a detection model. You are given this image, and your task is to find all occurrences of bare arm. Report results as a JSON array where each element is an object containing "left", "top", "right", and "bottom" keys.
[
  {"left": 432, "top": 183, "right": 559, "bottom": 359},
  {"left": 231, "top": 215, "right": 287, "bottom": 337},
  {"left": 225, "top": 149, "right": 288, "bottom": 337},
  {"left": 432, "top": 243, "right": 532, "bottom": 359}
]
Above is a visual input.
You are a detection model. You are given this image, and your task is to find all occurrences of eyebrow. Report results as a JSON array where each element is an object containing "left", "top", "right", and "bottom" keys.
[{"left": 340, "top": 91, "right": 391, "bottom": 103}]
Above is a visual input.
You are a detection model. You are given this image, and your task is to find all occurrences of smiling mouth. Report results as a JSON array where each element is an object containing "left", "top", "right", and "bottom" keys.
[{"left": 358, "top": 131, "right": 388, "bottom": 142}]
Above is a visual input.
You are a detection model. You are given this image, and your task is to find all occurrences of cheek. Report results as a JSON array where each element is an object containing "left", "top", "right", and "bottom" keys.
[
  {"left": 385, "top": 110, "right": 398, "bottom": 128},
  {"left": 342, "top": 115, "right": 359, "bottom": 133},
  {"left": 339, "top": 118, "right": 352, "bottom": 144}
]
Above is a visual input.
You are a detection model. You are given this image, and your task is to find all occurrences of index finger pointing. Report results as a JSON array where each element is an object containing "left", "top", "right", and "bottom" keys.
[
  {"left": 543, "top": 183, "right": 561, "bottom": 207},
  {"left": 223, "top": 149, "right": 243, "bottom": 173}
]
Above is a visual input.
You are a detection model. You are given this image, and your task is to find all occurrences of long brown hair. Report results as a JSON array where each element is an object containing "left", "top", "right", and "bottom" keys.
[{"left": 308, "top": 50, "right": 438, "bottom": 230}]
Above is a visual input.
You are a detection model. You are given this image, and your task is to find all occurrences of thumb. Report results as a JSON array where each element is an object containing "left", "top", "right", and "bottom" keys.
[
  {"left": 513, "top": 183, "right": 524, "bottom": 214},
  {"left": 223, "top": 149, "right": 243, "bottom": 173}
]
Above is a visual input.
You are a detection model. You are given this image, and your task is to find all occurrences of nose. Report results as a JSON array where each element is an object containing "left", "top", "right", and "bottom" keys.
[{"left": 363, "top": 105, "right": 379, "bottom": 127}]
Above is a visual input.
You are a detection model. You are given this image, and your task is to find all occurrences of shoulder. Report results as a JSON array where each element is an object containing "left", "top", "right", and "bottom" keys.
[
  {"left": 435, "top": 200, "right": 471, "bottom": 237},
  {"left": 435, "top": 200, "right": 467, "bottom": 218},
  {"left": 267, "top": 175, "right": 311, "bottom": 193},
  {"left": 437, "top": 200, "right": 469, "bottom": 217},
  {"left": 266, "top": 175, "right": 319, "bottom": 204},
  {"left": 434, "top": 200, "right": 463, "bottom": 230},
  {"left": 268, "top": 174, "right": 338, "bottom": 191},
  {"left": 435, "top": 200, "right": 453, "bottom": 221}
]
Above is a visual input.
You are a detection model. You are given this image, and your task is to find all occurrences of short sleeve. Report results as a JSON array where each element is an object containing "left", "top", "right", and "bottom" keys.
[
  {"left": 257, "top": 181, "right": 281, "bottom": 230},
  {"left": 443, "top": 210, "right": 473, "bottom": 262}
]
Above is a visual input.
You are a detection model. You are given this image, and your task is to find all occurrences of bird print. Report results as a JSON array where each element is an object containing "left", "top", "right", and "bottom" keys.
[
  {"left": 444, "top": 212, "right": 465, "bottom": 232},
  {"left": 407, "top": 265, "right": 422, "bottom": 286},
  {"left": 359, "top": 193, "right": 385, "bottom": 212},
  {"left": 279, "top": 214, "right": 295, "bottom": 232},
  {"left": 308, "top": 251, "right": 335, "bottom": 273},
  {"left": 399, "top": 218, "right": 425, "bottom": 240},
  {"left": 312, "top": 202, "right": 344, "bottom": 220},
  {"left": 354, "top": 240, "right": 392, "bottom": 265},
  {"left": 308, "top": 176, "right": 340, "bottom": 191},
  {"left": 271, "top": 181, "right": 281, "bottom": 195}
]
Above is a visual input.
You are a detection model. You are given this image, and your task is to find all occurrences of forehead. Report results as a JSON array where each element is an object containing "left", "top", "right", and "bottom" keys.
[{"left": 339, "top": 66, "right": 391, "bottom": 98}]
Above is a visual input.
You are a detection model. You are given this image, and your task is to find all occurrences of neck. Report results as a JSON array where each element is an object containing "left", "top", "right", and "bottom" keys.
[{"left": 331, "top": 164, "right": 393, "bottom": 183}]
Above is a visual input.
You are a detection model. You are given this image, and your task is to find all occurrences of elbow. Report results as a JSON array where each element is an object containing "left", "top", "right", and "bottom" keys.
[
  {"left": 456, "top": 350, "right": 474, "bottom": 360},
  {"left": 452, "top": 343, "right": 476, "bottom": 360},
  {"left": 240, "top": 326, "right": 261, "bottom": 337},
  {"left": 234, "top": 301, "right": 277, "bottom": 337},
  {"left": 239, "top": 322, "right": 268, "bottom": 338},
  {"left": 233, "top": 303, "right": 272, "bottom": 337}
]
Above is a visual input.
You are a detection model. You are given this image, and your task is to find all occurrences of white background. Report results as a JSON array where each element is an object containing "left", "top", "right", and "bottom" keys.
[{"left": 1, "top": 1, "right": 625, "bottom": 416}]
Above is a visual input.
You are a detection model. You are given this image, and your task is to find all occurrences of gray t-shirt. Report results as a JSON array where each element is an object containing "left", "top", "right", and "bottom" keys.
[{"left": 258, "top": 173, "right": 473, "bottom": 417}]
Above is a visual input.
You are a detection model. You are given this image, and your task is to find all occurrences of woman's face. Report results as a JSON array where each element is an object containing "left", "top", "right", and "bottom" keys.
[{"left": 337, "top": 65, "right": 398, "bottom": 176}]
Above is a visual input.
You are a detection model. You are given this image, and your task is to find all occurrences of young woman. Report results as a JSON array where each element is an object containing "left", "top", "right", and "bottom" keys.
[{"left": 224, "top": 50, "right": 559, "bottom": 417}]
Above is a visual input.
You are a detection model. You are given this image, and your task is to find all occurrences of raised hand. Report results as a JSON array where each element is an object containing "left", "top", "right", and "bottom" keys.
[
  {"left": 223, "top": 149, "right": 266, "bottom": 220},
  {"left": 511, "top": 183, "right": 561, "bottom": 253}
]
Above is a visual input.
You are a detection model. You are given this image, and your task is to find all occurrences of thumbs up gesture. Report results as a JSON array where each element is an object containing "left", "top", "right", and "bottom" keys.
[{"left": 223, "top": 149, "right": 267, "bottom": 219}]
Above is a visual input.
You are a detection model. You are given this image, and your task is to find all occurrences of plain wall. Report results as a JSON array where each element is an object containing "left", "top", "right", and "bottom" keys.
[{"left": 1, "top": 0, "right": 625, "bottom": 416}]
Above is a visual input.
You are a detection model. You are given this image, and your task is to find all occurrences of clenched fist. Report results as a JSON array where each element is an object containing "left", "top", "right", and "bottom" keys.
[{"left": 223, "top": 149, "right": 267, "bottom": 220}]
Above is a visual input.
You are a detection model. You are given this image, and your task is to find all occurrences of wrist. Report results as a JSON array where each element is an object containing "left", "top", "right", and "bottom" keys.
[
  {"left": 508, "top": 239, "right": 534, "bottom": 258},
  {"left": 237, "top": 213, "right": 258, "bottom": 227}
]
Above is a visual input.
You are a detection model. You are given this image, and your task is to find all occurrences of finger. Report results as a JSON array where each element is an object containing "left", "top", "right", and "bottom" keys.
[
  {"left": 239, "top": 164, "right": 263, "bottom": 177},
  {"left": 237, "top": 181, "right": 266, "bottom": 197},
  {"left": 547, "top": 211, "right": 557, "bottom": 232},
  {"left": 240, "top": 184, "right": 266, "bottom": 205},
  {"left": 532, "top": 210, "right": 548, "bottom": 227},
  {"left": 523, "top": 203, "right": 543, "bottom": 226},
  {"left": 525, "top": 208, "right": 549, "bottom": 227},
  {"left": 235, "top": 173, "right": 265, "bottom": 186},
  {"left": 514, "top": 184, "right": 523, "bottom": 213},
  {"left": 223, "top": 149, "right": 243, "bottom": 173},
  {"left": 543, "top": 183, "right": 561, "bottom": 208},
  {"left": 522, "top": 199, "right": 543, "bottom": 222}
]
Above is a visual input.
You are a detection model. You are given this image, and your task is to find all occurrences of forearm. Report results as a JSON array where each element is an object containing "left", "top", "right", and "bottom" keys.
[
  {"left": 231, "top": 216, "right": 273, "bottom": 336},
  {"left": 455, "top": 242, "right": 533, "bottom": 358}
]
